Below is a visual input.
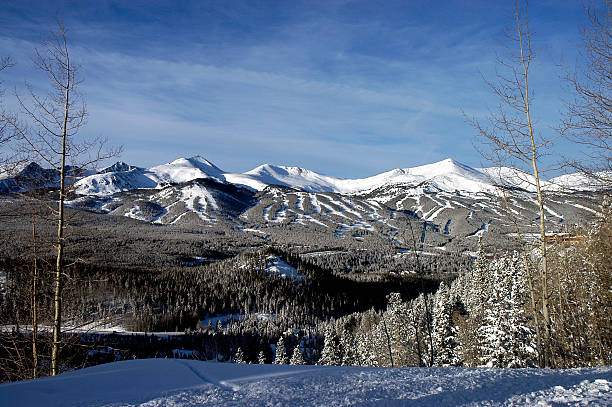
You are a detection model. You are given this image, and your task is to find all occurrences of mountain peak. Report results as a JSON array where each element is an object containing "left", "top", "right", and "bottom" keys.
[
  {"left": 429, "top": 157, "right": 463, "bottom": 169},
  {"left": 167, "top": 156, "right": 223, "bottom": 173},
  {"left": 99, "top": 161, "right": 140, "bottom": 174},
  {"left": 189, "top": 155, "right": 219, "bottom": 168}
]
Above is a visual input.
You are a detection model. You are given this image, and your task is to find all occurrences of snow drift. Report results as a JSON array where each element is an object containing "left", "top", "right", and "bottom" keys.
[{"left": 0, "top": 359, "right": 610, "bottom": 407}]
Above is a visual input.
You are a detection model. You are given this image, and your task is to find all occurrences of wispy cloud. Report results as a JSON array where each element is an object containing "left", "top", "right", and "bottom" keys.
[{"left": 0, "top": 0, "right": 586, "bottom": 177}]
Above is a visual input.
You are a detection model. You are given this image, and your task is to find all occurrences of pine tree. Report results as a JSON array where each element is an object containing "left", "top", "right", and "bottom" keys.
[
  {"left": 274, "top": 336, "right": 288, "bottom": 364},
  {"left": 409, "top": 294, "right": 434, "bottom": 367},
  {"left": 455, "top": 240, "right": 491, "bottom": 366},
  {"left": 505, "top": 252, "right": 537, "bottom": 367},
  {"left": 258, "top": 350, "right": 267, "bottom": 364},
  {"left": 478, "top": 255, "right": 509, "bottom": 367},
  {"left": 233, "top": 347, "right": 246, "bottom": 364},
  {"left": 478, "top": 252, "right": 537, "bottom": 367},
  {"left": 290, "top": 346, "right": 305, "bottom": 365},
  {"left": 318, "top": 326, "right": 342, "bottom": 365},
  {"left": 355, "top": 329, "right": 377, "bottom": 367},
  {"left": 467, "top": 238, "right": 490, "bottom": 318},
  {"left": 340, "top": 326, "right": 356, "bottom": 366},
  {"left": 384, "top": 292, "right": 410, "bottom": 366},
  {"left": 432, "top": 282, "right": 459, "bottom": 366}
]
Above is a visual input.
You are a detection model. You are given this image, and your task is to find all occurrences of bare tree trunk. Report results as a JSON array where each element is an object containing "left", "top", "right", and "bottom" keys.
[
  {"left": 4, "top": 21, "right": 118, "bottom": 377},
  {"left": 519, "top": 20, "right": 551, "bottom": 365},
  {"left": 51, "top": 51, "right": 70, "bottom": 377},
  {"left": 31, "top": 214, "right": 39, "bottom": 378}
]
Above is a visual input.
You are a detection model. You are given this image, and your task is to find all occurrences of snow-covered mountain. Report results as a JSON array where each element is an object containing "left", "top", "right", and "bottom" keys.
[
  {"left": 547, "top": 171, "right": 612, "bottom": 192},
  {"left": 223, "top": 158, "right": 497, "bottom": 194},
  {"left": 98, "top": 161, "right": 141, "bottom": 174},
  {"left": 478, "top": 166, "right": 542, "bottom": 192},
  {"left": 224, "top": 164, "right": 342, "bottom": 192},
  {"left": 73, "top": 156, "right": 225, "bottom": 196},
  {"left": 1, "top": 154, "right": 604, "bottom": 263},
  {"left": 74, "top": 155, "right": 609, "bottom": 198},
  {"left": 2, "top": 156, "right": 605, "bottom": 251},
  {"left": 76, "top": 156, "right": 588, "bottom": 197},
  {"left": 0, "top": 162, "right": 61, "bottom": 193},
  {"left": 59, "top": 155, "right": 604, "bottom": 252},
  {"left": 4, "top": 155, "right": 607, "bottom": 198}
]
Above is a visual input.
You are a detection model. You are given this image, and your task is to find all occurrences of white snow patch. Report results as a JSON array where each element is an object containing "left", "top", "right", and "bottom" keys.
[
  {"left": 123, "top": 205, "right": 147, "bottom": 221},
  {"left": 568, "top": 202, "right": 600, "bottom": 215},
  {"left": 266, "top": 255, "right": 304, "bottom": 281}
]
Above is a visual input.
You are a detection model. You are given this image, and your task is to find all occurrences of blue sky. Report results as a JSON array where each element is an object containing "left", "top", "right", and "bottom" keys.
[{"left": 0, "top": 0, "right": 589, "bottom": 177}]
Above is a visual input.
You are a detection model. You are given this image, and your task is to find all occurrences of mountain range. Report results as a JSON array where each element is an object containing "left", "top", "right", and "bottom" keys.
[
  {"left": 1, "top": 155, "right": 606, "bottom": 259},
  {"left": 70, "top": 155, "right": 601, "bottom": 196}
]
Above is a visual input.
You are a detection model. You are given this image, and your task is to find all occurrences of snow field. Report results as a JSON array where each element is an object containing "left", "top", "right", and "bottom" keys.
[{"left": 1, "top": 359, "right": 610, "bottom": 407}]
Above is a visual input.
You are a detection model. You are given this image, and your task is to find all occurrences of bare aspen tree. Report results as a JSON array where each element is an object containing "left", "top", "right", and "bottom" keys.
[
  {"left": 467, "top": 0, "right": 568, "bottom": 367},
  {"left": 565, "top": 0, "right": 611, "bottom": 183},
  {"left": 30, "top": 212, "right": 39, "bottom": 378},
  {"left": 3, "top": 22, "right": 118, "bottom": 376}
]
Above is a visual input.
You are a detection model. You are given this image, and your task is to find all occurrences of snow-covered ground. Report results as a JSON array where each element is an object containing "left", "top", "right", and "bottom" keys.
[{"left": 1, "top": 359, "right": 610, "bottom": 406}]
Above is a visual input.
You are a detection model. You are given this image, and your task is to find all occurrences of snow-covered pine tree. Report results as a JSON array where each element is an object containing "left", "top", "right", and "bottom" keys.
[
  {"left": 432, "top": 282, "right": 460, "bottom": 366},
  {"left": 409, "top": 294, "right": 434, "bottom": 367},
  {"left": 233, "top": 347, "right": 246, "bottom": 364},
  {"left": 478, "top": 255, "right": 509, "bottom": 367},
  {"left": 290, "top": 346, "right": 305, "bottom": 365},
  {"left": 369, "top": 317, "right": 391, "bottom": 367},
  {"left": 340, "top": 326, "right": 356, "bottom": 366},
  {"left": 355, "top": 330, "right": 377, "bottom": 367},
  {"left": 478, "top": 252, "right": 537, "bottom": 367},
  {"left": 318, "top": 326, "right": 342, "bottom": 365},
  {"left": 454, "top": 239, "right": 490, "bottom": 366},
  {"left": 467, "top": 238, "right": 490, "bottom": 318},
  {"left": 505, "top": 252, "right": 537, "bottom": 367},
  {"left": 384, "top": 292, "right": 411, "bottom": 366},
  {"left": 258, "top": 350, "right": 266, "bottom": 364},
  {"left": 274, "top": 336, "right": 288, "bottom": 364}
]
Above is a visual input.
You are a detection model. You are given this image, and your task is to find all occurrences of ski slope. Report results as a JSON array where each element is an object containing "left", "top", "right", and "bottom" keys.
[{"left": 1, "top": 359, "right": 610, "bottom": 406}]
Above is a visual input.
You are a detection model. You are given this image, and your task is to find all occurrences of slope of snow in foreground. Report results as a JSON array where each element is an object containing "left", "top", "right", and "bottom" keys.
[{"left": 0, "top": 359, "right": 610, "bottom": 407}]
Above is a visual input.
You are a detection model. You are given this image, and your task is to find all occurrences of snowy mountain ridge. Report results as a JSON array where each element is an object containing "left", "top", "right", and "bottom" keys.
[
  {"left": 72, "top": 155, "right": 606, "bottom": 197},
  {"left": 73, "top": 156, "right": 225, "bottom": 196}
]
